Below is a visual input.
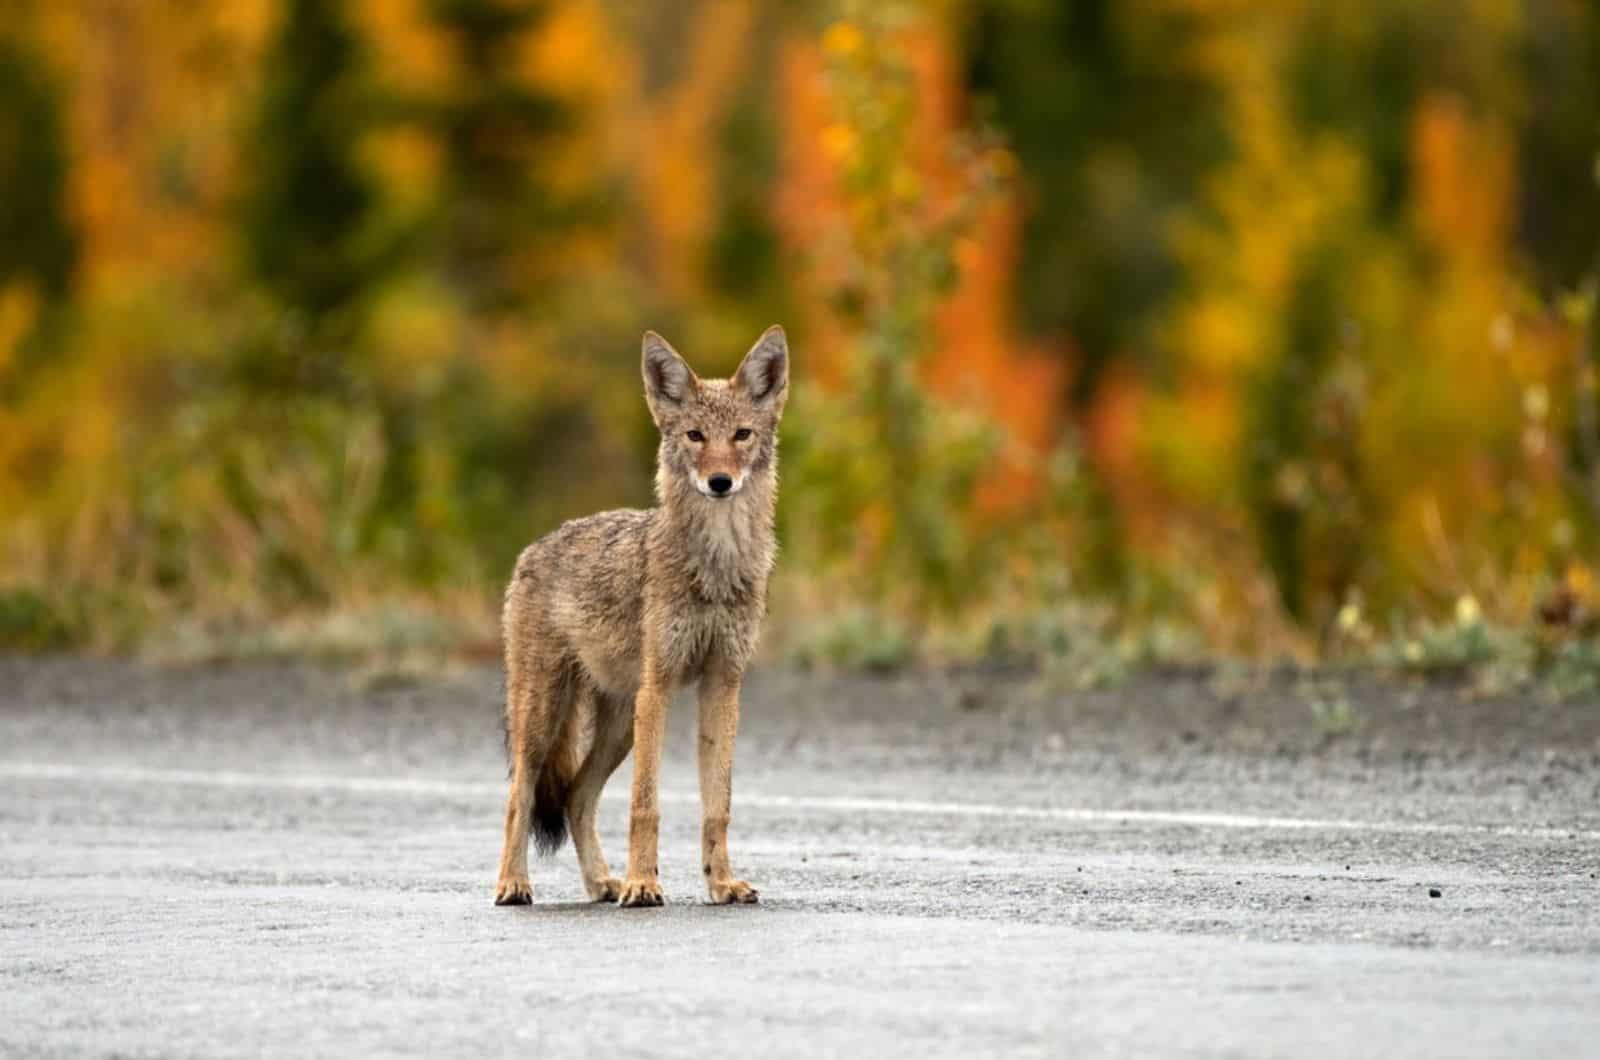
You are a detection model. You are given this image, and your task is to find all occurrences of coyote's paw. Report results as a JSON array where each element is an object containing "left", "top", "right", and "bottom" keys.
[
  {"left": 585, "top": 875, "right": 624, "bottom": 903},
  {"left": 706, "top": 878, "right": 760, "bottom": 905},
  {"left": 494, "top": 874, "right": 532, "bottom": 906},
  {"left": 617, "top": 878, "right": 664, "bottom": 908}
]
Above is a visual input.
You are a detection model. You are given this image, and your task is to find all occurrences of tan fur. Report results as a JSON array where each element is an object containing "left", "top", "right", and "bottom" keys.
[{"left": 493, "top": 326, "right": 788, "bottom": 907}]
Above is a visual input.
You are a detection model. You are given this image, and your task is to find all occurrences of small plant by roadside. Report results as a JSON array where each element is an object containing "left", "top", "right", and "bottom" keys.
[
  {"left": 0, "top": 588, "right": 80, "bottom": 651},
  {"left": 1321, "top": 588, "right": 1600, "bottom": 700},
  {"left": 785, "top": 606, "right": 916, "bottom": 673}
]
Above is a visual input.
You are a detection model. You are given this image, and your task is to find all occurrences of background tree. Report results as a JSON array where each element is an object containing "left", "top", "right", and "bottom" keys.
[
  {"left": 241, "top": 0, "right": 382, "bottom": 331},
  {"left": 0, "top": 32, "right": 77, "bottom": 381},
  {"left": 421, "top": 0, "right": 577, "bottom": 315}
]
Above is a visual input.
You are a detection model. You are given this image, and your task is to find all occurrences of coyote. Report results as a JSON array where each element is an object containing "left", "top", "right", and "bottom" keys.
[{"left": 493, "top": 326, "right": 788, "bottom": 907}]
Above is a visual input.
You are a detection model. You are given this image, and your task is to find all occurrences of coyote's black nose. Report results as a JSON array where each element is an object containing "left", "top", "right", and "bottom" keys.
[{"left": 708, "top": 474, "right": 734, "bottom": 495}]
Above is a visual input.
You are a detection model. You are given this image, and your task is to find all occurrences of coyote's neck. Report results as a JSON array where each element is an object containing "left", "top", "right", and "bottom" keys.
[{"left": 657, "top": 474, "right": 777, "bottom": 602}]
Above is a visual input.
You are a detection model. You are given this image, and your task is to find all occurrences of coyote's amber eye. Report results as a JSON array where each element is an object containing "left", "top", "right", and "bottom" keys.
[
  {"left": 733, "top": 428, "right": 752, "bottom": 442},
  {"left": 686, "top": 429, "right": 705, "bottom": 443}
]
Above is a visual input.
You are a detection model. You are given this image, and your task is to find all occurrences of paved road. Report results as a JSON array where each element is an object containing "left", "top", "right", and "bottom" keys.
[{"left": 2, "top": 657, "right": 1598, "bottom": 1057}]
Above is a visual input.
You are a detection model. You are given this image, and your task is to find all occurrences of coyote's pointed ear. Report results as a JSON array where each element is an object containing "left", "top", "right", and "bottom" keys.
[
  {"left": 733, "top": 325, "right": 788, "bottom": 411},
  {"left": 642, "top": 331, "right": 697, "bottom": 420}
]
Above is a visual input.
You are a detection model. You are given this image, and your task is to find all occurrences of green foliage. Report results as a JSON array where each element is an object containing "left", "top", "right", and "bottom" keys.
[
  {"left": 0, "top": 37, "right": 75, "bottom": 304},
  {"left": 241, "top": 0, "right": 383, "bottom": 322},
  {"left": 153, "top": 600, "right": 478, "bottom": 664},
  {"left": 1384, "top": 617, "right": 1501, "bottom": 677},
  {"left": 0, "top": 588, "right": 80, "bottom": 652},
  {"left": 1306, "top": 684, "right": 1358, "bottom": 737},
  {"left": 1541, "top": 639, "right": 1600, "bottom": 700},
  {"left": 71, "top": 285, "right": 651, "bottom": 618},
  {"left": 4, "top": 0, "right": 1600, "bottom": 680},
  {"left": 1243, "top": 246, "right": 1368, "bottom": 622},
  {"left": 704, "top": 24, "right": 785, "bottom": 313},
  {"left": 960, "top": 0, "right": 1224, "bottom": 404},
  {"left": 420, "top": 0, "right": 582, "bottom": 314},
  {"left": 1507, "top": 3, "right": 1600, "bottom": 292},
  {"left": 784, "top": 2, "right": 1009, "bottom": 616},
  {"left": 0, "top": 30, "right": 75, "bottom": 387},
  {"left": 975, "top": 604, "right": 1135, "bottom": 688},
  {"left": 1355, "top": 599, "right": 1600, "bottom": 701},
  {"left": 786, "top": 607, "right": 915, "bottom": 672}
]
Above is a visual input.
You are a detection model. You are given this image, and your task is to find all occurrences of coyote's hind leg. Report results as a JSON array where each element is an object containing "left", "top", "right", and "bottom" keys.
[
  {"left": 566, "top": 690, "right": 635, "bottom": 902},
  {"left": 494, "top": 660, "right": 573, "bottom": 905},
  {"left": 495, "top": 756, "right": 536, "bottom": 905}
]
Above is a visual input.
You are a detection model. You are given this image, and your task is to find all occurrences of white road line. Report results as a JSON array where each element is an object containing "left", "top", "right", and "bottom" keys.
[{"left": 2, "top": 760, "right": 1595, "bottom": 842}]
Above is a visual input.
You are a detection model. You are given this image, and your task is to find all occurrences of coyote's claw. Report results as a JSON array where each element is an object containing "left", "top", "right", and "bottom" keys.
[
  {"left": 586, "top": 876, "right": 624, "bottom": 903},
  {"left": 618, "top": 878, "right": 664, "bottom": 907},
  {"left": 494, "top": 875, "right": 533, "bottom": 906},
  {"left": 707, "top": 878, "right": 760, "bottom": 905}
]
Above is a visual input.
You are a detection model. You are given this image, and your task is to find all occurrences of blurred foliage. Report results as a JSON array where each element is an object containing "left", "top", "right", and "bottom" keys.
[
  {"left": 961, "top": 0, "right": 1224, "bottom": 407},
  {"left": 782, "top": 1, "right": 1009, "bottom": 615},
  {"left": 0, "top": 0, "right": 1598, "bottom": 684},
  {"left": 0, "top": 36, "right": 74, "bottom": 300},
  {"left": 242, "top": 0, "right": 384, "bottom": 323},
  {"left": 0, "top": 588, "right": 80, "bottom": 651}
]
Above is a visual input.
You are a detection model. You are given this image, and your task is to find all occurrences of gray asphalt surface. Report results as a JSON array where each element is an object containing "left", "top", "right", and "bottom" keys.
[{"left": 3, "top": 656, "right": 1599, "bottom": 1058}]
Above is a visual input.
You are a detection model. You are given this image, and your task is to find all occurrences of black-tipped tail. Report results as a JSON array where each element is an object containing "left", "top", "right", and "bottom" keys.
[{"left": 531, "top": 760, "right": 569, "bottom": 855}]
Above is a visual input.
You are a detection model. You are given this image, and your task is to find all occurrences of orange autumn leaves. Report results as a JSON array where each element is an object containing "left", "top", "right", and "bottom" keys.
[{"left": 1, "top": 0, "right": 1597, "bottom": 653}]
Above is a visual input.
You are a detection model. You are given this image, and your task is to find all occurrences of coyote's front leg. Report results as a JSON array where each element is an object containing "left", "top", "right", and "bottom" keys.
[
  {"left": 698, "top": 661, "right": 758, "bottom": 904},
  {"left": 619, "top": 662, "right": 669, "bottom": 908}
]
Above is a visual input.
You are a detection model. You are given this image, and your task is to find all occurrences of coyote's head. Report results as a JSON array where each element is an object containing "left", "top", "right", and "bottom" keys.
[{"left": 642, "top": 326, "right": 789, "bottom": 503}]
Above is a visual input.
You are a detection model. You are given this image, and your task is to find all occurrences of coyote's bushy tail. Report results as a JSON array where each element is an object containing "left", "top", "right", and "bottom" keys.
[
  {"left": 531, "top": 760, "right": 569, "bottom": 855},
  {"left": 499, "top": 680, "right": 571, "bottom": 856}
]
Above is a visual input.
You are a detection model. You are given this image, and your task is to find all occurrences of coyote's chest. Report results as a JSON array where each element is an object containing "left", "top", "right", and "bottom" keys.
[
  {"left": 575, "top": 592, "right": 757, "bottom": 698},
  {"left": 643, "top": 511, "right": 770, "bottom": 681},
  {"left": 654, "top": 594, "right": 762, "bottom": 680}
]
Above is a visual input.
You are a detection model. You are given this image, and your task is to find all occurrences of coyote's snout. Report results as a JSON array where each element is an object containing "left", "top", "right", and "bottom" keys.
[{"left": 493, "top": 326, "right": 789, "bottom": 908}]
